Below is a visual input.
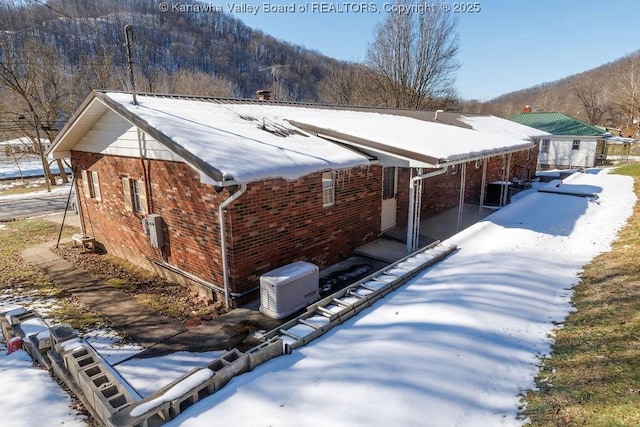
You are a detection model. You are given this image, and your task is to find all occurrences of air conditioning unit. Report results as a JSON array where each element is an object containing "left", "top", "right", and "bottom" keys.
[{"left": 259, "top": 261, "right": 320, "bottom": 319}]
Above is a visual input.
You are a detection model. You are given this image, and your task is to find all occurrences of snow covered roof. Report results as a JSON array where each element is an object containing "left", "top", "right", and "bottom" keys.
[
  {"left": 459, "top": 115, "right": 550, "bottom": 140},
  {"left": 50, "top": 91, "right": 538, "bottom": 185},
  {"left": 604, "top": 135, "right": 636, "bottom": 144}
]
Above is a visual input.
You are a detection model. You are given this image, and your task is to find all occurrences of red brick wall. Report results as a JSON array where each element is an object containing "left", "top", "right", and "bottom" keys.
[
  {"left": 226, "top": 166, "right": 382, "bottom": 294},
  {"left": 72, "top": 146, "right": 537, "bottom": 302},
  {"left": 73, "top": 151, "right": 382, "bottom": 301},
  {"left": 72, "top": 152, "right": 229, "bottom": 296},
  {"left": 394, "top": 148, "right": 538, "bottom": 220}
]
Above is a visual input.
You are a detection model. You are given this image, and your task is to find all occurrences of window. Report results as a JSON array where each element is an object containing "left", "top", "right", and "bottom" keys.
[
  {"left": 81, "top": 170, "right": 101, "bottom": 201},
  {"left": 451, "top": 164, "right": 459, "bottom": 174},
  {"left": 382, "top": 167, "right": 396, "bottom": 200},
  {"left": 91, "top": 171, "right": 101, "bottom": 201},
  {"left": 322, "top": 171, "right": 334, "bottom": 207},
  {"left": 122, "top": 177, "right": 147, "bottom": 213},
  {"left": 475, "top": 159, "right": 482, "bottom": 169},
  {"left": 572, "top": 139, "right": 581, "bottom": 150},
  {"left": 541, "top": 139, "right": 550, "bottom": 153}
]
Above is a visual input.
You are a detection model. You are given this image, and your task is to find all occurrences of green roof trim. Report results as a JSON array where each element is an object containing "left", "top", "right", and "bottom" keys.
[{"left": 508, "top": 112, "right": 605, "bottom": 137}]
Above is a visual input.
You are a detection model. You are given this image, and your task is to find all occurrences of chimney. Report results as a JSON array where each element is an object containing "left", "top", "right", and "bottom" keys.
[
  {"left": 256, "top": 90, "right": 272, "bottom": 101},
  {"left": 523, "top": 105, "right": 532, "bottom": 113}
]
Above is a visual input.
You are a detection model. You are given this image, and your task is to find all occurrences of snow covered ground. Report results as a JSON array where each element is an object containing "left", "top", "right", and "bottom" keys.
[
  {"left": 0, "top": 156, "right": 70, "bottom": 180},
  {"left": 0, "top": 168, "right": 635, "bottom": 426}
]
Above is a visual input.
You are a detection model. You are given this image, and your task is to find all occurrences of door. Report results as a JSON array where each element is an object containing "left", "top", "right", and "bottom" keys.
[{"left": 381, "top": 167, "right": 397, "bottom": 231}]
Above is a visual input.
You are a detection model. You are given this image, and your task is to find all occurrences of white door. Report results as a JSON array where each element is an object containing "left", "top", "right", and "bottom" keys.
[{"left": 381, "top": 167, "right": 397, "bottom": 231}]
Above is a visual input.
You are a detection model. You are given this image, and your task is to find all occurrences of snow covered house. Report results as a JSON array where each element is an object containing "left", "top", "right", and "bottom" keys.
[
  {"left": 48, "top": 91, "right": 543, "bottom": 306},
  {"left": 509, "top": 111, "right": 611, "bottom": 169}
]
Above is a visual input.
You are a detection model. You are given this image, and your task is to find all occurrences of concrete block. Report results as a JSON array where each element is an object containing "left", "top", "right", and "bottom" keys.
[
  {"left": 247, "top": 337, "right": 284, "bottom": 369},
  {"left": 93, "top": 386, "right": 135, "bottom": 427},
  {"left": 63, "top": 346, "right": 94, "bottom": 381},
  {"left": 208, "top": 349, "right": 251, "bottom": 392},
  {"left": 49, "top": 323, "right": 77, "bottom": 346},
  {"left": 8, "top": 309, "right": 40, "bottom": 326},
  {"left": 78, "top": 365, "right": 108, "bottom": 408}
]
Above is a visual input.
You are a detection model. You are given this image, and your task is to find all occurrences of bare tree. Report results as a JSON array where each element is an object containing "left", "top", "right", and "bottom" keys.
[
  {"left": 318, "top": 62, "right": 383, "bottom": 106},
  {"left": 614, "top": 58, "right": 640, "bottom": 128},
  {"left": 365, "top": 0, "right": 460, "bottom": 108},
  {"left": 158, "top": 70, "right": 237, "bottom": 97},
  {"left": 572, "top": 76, "right": 611, "bottom": 125}
]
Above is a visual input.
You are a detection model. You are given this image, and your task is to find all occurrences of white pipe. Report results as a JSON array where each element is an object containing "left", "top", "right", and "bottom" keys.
[
  {"left": 406, "top": 166, "right": 449, "bottom": 253},
  {"left": 479, "top": 158, "right": 488, "bottom": 214},
  {"left": 219, "top": 184, "right": 247, "bottom": 308},
  {"left": 502, "top": 153, "right": 512, "bottom": 206},
  {"left": 456, "top": 162, "right": 466, "bottom": 232}
]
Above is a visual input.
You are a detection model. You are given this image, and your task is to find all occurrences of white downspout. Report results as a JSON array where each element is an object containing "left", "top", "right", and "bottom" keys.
[
  {"left": 456, "top": 162, "right": 467, "bottom": 232},
  {"left": 479, "top": 158, "right": 488, "bottom": 215},
  {"left": 406, "top": 166, "right": 449, "bottom": 253},
  {"left": 219, "top": 184, "right": 247, "bottom": 309}
]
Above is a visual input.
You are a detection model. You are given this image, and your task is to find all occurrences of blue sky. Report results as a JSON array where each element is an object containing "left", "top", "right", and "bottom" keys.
[{"left": 228, "top": 0, "right": 639, "bottom": 100}]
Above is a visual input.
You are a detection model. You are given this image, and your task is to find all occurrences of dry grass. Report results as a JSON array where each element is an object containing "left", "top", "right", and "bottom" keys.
[
  {"left": 0, "top": 218, "right": 107, "bottom": 331},
  {"left": 0, "top": 179, "right": 52, "bottom": 196},
  {"left": 524, "top": 163, "right": 640, "bottom": 426},
  {"left": 53, "top": 244, "right": 227, "bottom": 325}
]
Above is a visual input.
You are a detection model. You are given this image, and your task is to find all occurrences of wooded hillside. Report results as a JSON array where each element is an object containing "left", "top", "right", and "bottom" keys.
[
  {"left": 475, "top": 51, "right": 640, "bottom": 136},
  {"left": 0, "top": 0, "right": 348, "bottom": 136}
]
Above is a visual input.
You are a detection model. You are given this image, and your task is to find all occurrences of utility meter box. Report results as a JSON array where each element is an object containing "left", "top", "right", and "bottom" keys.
[
  {"left": 259, "top": 261, "right": 319, "bottom": 319},
  {"left": 147, "top": 214, "right": 164, "bottom": 248}
]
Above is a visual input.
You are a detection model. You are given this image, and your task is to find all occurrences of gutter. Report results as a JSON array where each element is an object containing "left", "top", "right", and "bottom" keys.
[{"left": 219, "top": 184, "right": 248, "bottom": 308}]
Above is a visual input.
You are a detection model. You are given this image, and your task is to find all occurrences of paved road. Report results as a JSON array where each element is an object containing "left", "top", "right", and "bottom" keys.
[{"left": 0, "top": 193, "right": 71, "bottom": 221}]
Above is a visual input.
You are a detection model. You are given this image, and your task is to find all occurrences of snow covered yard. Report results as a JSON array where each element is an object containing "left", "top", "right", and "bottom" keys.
[
  {"left": 0, "top": 168, "right": 635, "bottom": 426},
  {"left": 163, "top": 169, "right": 634, "bottom": 427}
]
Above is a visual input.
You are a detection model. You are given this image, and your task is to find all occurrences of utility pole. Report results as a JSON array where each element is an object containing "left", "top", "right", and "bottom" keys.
[{"left": 20, "top": 111, "right": 51, "bottom": 192}]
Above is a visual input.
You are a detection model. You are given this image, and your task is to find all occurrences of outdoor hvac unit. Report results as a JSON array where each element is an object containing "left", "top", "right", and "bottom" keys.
[{"left": 259, "top": 261, "right": 320, "bottom": 319}]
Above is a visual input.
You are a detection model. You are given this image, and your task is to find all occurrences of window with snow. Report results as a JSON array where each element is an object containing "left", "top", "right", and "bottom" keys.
[
  {"left": 572, "top": 139, "right": 581, "bottom": 150},
  {"left": 322, "top": 171, "right": 335, "bottom": 208}
]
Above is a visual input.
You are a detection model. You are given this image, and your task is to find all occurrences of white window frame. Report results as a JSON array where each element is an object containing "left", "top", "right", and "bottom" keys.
[
  {"left": 382, "top": 167, "right": 396, "bottom": 200},
  {"left": 451, "top": 164, "right": 459, "bottom": 175},
  {"left": 322, "top": 171, "right": 335, "bottom": 208},
  {"left": 122, "top": 176, "right": 147, "bottom": 214},
  {"left": 572, "top": 139, "right": 581, "bottom": 150},
  {"left": 91, "top": 171, "right": 101, "bottom": 201},
  {"left": 541, "top": 139, "right": 550, "bottom": 153},
  {"left": 81, "top": 169, "right": 101, "bottom": 201}
]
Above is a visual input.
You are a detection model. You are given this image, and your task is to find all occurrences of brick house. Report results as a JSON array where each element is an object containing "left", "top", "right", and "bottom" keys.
[{"left": 49, "top": 91, "right": 542, "bottom": 307}]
